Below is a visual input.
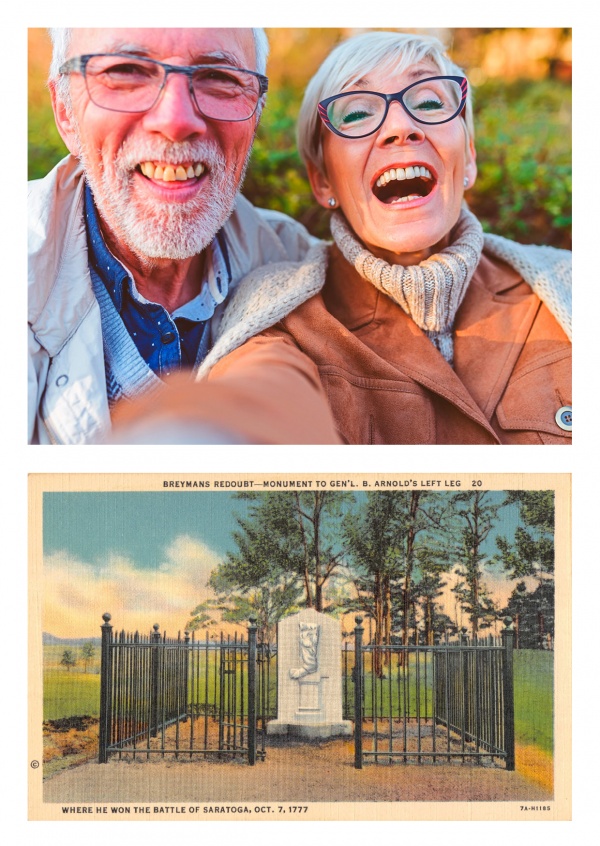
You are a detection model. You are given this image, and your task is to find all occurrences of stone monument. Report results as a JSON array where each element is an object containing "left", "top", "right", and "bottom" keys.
[{"left": 267, "top": 608, "right": 352, "bottom": 739}]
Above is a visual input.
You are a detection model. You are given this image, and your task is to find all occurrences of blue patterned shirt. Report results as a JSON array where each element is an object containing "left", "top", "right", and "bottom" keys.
[{"left": 84, "top": 184, "right": 231, "bottom": 376}]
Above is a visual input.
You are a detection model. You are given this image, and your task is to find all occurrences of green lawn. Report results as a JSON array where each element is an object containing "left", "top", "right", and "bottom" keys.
[
  {"left": 513, "top": 649, "right": 553, "bottom": 754},
  {"left": 43, "top": 647, "right": 554, "bottom": 756},
  {"left": 44, "top": 669, "right": 101, "bottom": 721}
]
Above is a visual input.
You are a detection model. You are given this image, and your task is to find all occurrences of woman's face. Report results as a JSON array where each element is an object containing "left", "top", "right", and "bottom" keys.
[{"left": 308, "top": 62, "right": 477, "bottom": 265}]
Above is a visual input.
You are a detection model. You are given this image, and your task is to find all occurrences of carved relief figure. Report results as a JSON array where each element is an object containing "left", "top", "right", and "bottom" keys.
[{"left": 290, "top": 622, "right": 320, "bottom": 679}]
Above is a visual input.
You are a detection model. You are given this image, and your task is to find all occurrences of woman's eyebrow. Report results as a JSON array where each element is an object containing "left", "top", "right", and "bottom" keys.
[
  {"left": 350, "top": 67, "right": 436, "bottom": 89},
  {"left": 409, "top": 68, "right": 437, "bottom": 80}
]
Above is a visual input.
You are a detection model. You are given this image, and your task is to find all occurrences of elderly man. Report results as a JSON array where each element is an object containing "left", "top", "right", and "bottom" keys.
[{"left": 29, "top": 28, "right": 338, "bottom": 444}]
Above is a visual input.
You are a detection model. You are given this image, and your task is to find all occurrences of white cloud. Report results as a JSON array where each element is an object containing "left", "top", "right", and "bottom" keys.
[{"left": 43, "top": 536, "right": 222, "bottom": 638}]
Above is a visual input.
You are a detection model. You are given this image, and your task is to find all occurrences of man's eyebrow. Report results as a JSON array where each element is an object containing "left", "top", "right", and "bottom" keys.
[
  {"left": 97, "top": 44, "right": 248, "bottom": 68},
  {"left": 189, "top": 51, "right": 248, "bottom": 68},
  {"left": 99, "top": 42, "right": 149, "bottom": 56}
]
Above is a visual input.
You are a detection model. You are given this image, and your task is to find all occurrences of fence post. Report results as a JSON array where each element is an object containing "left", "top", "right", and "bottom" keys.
[
  {"left": 502, "top": 617, "right": 516, "bottom": 771},
  {"left": 99, "top": 613, "right": 113, "bottom": 763},
  {"left": 182, "top": 630, "right": 190, "bottom": 723},
  {"left": 354, "top": 616, "right": 364, "bottom": 770},
  {"left": 247, "top": 617, "right": 257, "bottom": 766},
  {"left": 150, "top": 623, "right": 161, "bottom": 738}
]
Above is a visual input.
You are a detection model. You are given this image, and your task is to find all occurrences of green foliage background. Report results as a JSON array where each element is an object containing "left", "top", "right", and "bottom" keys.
[{"left": 29, "top": 32, "right": 571, "bottom": 249}]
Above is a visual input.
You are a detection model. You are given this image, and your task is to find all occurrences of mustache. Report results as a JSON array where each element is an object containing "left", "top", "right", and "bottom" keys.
[{"left": 113, "top": 138, "right": 227, "bottom": 172}]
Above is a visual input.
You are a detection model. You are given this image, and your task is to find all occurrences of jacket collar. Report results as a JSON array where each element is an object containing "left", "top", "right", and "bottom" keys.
[{"left": 197, "top": 241, "right": 328, "bottom": 379}]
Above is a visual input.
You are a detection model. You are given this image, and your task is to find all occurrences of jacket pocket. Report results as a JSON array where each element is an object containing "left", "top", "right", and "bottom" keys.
[
  {"left": 319, "top": 367, "right": 435, "bottom": 444},
  {"left": 495, "top": 350, "right": 571, "bottom": 443}
]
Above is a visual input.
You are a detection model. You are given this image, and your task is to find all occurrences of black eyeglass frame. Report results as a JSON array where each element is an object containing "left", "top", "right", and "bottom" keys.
[
  {"left": 317, "top": 75, "right": 468, "bottom": 139},
  {"left": 58, "top": 53, "right": 269, "bottom": 121}
]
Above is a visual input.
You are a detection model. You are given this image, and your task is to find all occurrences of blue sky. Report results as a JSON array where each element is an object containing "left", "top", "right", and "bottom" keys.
[{"left": 43, "top": 490, "right": 530, "bottom": 638}]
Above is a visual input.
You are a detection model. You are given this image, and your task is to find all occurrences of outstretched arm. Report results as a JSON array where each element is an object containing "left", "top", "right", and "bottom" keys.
[{"left": 111, "top": 333, "right": 341, "bottom": 445}]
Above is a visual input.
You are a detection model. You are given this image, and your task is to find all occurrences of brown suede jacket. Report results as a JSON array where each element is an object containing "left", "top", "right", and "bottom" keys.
[{"left": 208, "top": 244, "right": 571, "bottom": 445}]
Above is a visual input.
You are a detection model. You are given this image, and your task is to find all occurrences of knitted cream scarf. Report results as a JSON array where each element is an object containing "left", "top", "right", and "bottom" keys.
[{"left": 330, "top": 207, "right": 484, "bottom": 364}]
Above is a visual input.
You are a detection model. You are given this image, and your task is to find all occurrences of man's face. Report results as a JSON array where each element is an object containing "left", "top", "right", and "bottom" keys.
[{"left": 53, "top": 28, "right": 258, "bottom": 260}]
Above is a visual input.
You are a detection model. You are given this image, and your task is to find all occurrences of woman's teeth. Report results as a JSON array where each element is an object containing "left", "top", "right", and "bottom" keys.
[
  {"left": 375, "top": 166, "right": 432, "bottom": 188},
  {"left": 139, "top": 162, "right": 205, "bottom": 182}
]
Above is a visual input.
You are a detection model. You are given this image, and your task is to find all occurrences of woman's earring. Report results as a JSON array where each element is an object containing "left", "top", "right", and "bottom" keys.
[
  {"left": 463, "top": 177, "right": 469, "bottom": 188},
  {"left": 328, "top": 197, "right": 337, "bottom": 208}
]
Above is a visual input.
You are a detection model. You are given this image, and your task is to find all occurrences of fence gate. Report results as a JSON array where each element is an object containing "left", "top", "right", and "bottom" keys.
[
  {"left": 351, "top": 616, "right": 515, "bottom": 769},
  {"left": 98, "top": 614, "right": 274, "bottom": 764}
]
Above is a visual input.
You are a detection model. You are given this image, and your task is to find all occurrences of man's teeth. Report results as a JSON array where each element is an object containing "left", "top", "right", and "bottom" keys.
[
  {"left": 375, "top": 166, "right": 432, "bottom": 188},
  {"left": 140, "top": 162, "right": 205, "bottom": 181}
]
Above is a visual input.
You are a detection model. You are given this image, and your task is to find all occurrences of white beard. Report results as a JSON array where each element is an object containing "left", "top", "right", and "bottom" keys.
[{"left": 77, "top": 135, "right": 250, "bottom": 261}]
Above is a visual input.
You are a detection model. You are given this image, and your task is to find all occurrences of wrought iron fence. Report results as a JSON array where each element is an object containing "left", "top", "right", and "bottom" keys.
[
  {"left": 350, "top": 617, "right": 515, "bottom": 769},
  {"left": 98, "top": 612, "right": 514, "bottom": 771},
  {"left": 99, "top": 614, "right": 275, "bottom": 764}
]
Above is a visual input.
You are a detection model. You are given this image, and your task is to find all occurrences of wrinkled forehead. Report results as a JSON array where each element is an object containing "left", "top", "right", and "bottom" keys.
[
  {"left": 343, "top": 58, "right": 442, "bottom": 95},
  {"left": 68, "top": 28, "right": 256, "bottom": 68}
]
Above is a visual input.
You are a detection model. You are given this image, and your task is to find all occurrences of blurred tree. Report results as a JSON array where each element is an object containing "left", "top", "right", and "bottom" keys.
[
  {"left": 80, "top": 641, "right": 95, "bottom": 673},
  {"left": 60, "top": 649, "right": 76, "bottom": 672}
]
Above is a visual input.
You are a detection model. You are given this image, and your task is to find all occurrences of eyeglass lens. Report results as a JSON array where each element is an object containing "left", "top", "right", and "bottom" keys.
[
  {"left": 84, "top": 55, "right": 262, "bottom": 119},
  {"left": 326, "top": 78, "right": 464, "bottom": 136}
]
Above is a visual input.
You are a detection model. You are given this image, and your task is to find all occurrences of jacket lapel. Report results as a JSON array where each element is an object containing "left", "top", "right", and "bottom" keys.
[
  {"left": 324, "top": 246, "right": 540, "bottom": 438},
  {"left": 453, "top": 252, "right": 541, "bottom": 419}
]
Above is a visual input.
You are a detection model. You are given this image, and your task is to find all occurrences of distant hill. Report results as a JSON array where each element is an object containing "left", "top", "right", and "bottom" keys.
[{"left": 43, "top": 633, "right": 101, "bottom": 647}]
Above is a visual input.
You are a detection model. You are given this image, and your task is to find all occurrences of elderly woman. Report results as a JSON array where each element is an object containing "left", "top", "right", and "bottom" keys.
[{"left": 117, "top": 31, "right": 572, "bottom": 445}]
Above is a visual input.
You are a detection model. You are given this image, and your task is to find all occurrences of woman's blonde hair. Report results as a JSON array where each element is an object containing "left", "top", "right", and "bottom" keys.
[{"left": 297, "top": 30, "right": 474, "bottom": 172}]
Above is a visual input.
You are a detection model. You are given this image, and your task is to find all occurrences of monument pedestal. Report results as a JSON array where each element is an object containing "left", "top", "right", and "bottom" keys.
[
  {"left": 267, "top": 609, "right": 353, "bottom": 739},
  {"left": 267, "top": 720, "right": 352, "bottom": 739}
]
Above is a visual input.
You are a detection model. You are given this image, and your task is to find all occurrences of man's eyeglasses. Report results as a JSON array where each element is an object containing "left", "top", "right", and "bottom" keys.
[
  {"left": 318, "top": 76, "right": 468, "bottom": 139},
  {"left": 59, "top": 53, "right": 269, "bottom": 122}
]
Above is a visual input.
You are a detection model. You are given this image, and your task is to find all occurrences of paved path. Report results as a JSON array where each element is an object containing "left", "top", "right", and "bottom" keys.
[{"left": 43, "top": 738, "right": 552, "bottom": 806}]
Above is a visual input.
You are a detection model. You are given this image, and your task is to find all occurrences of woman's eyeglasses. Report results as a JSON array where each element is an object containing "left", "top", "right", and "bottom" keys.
[{"left": 318, "top": 76, "right": 468, "bottom": 139}]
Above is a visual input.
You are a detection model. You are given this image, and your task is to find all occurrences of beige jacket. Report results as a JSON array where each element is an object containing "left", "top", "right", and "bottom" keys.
[{"left": 28, "top": 155, "right": 319, "bottom": 444}]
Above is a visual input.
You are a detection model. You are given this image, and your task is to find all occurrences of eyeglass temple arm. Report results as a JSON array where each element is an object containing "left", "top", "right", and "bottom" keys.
[{"left": 58, "top": 56, "right": 86, "bottom": 75}]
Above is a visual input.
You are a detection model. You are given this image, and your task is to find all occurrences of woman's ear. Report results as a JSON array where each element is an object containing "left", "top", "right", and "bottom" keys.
[
  {"left": 464, "top": 136, "right": 477, "bottom": 190},
  {"left": 49, "top": 80, "right": 80, "bottom": 157},
  {"left": 306, "top": 159, "right": 337, "bottom": 210}
]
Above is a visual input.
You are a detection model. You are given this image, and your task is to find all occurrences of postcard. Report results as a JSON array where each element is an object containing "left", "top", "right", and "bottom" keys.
[{"left": 28, "top": 472, "right": 570, "bottom": 821}]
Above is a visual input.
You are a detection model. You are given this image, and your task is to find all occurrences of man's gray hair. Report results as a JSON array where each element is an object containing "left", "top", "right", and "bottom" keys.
[
  {"left": 297, "top": 30, "right": 474, "bottom": 173},
  {"left": 49, "top": 27, "right": 270, "bottom": 103}
]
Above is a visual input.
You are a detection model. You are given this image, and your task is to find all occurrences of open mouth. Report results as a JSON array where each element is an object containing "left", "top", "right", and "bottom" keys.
[
  {"left": 373, "top": 165, "right": 435, "bottom": 204},
  {"left": 137, "top": 161, "right": 206, "bottom": 183}
]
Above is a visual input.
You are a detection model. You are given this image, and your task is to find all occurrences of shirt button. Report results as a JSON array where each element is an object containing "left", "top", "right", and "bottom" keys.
[
  {"left": 161, "top": 332, "right": 176, "bottom": 345},
  {"left": 555, "top": 406, "right": 572, "bottom": 431}
]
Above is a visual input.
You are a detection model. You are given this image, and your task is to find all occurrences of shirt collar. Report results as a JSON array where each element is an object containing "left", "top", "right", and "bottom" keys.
[{"left": 84, "top": 183, "right": 129, "bottom": 311}]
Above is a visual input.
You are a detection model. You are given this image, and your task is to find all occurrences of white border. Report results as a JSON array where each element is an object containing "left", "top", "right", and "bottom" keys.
[{"left": 8, "top": 2, "right": 594, "bottom": 843}]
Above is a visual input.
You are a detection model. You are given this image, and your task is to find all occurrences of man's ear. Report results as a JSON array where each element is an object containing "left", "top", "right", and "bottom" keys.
[
  {"left": 49, "top": 80, "right": 80, "bottom": 156},
  {"left": 464, "top": 136, "right": 477, "bottom": 190},
  {"left": 306, "top": 159, "right": 336, "bottom": 210}
]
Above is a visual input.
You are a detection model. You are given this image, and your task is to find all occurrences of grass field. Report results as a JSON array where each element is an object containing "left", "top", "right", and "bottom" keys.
[
  {"left": 43, "top": 648, "right": 554, "bottom": 755},
  {"left": 513, "top": 649, "right": 554, "bottom": 754},
  {"left": 44, "top": 670, "right": 101, "bottom": 721},
  {"left": 43, "top": 643, "right": 101, "bottom": 720}
]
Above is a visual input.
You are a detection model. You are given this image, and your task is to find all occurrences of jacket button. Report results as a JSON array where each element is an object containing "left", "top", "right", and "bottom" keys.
[
  {"left": 161, "top": 332, "right": 176, "bottom": 345},
  {"left": 555, "top": 406, "right": 572, "bottom": 431}
]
